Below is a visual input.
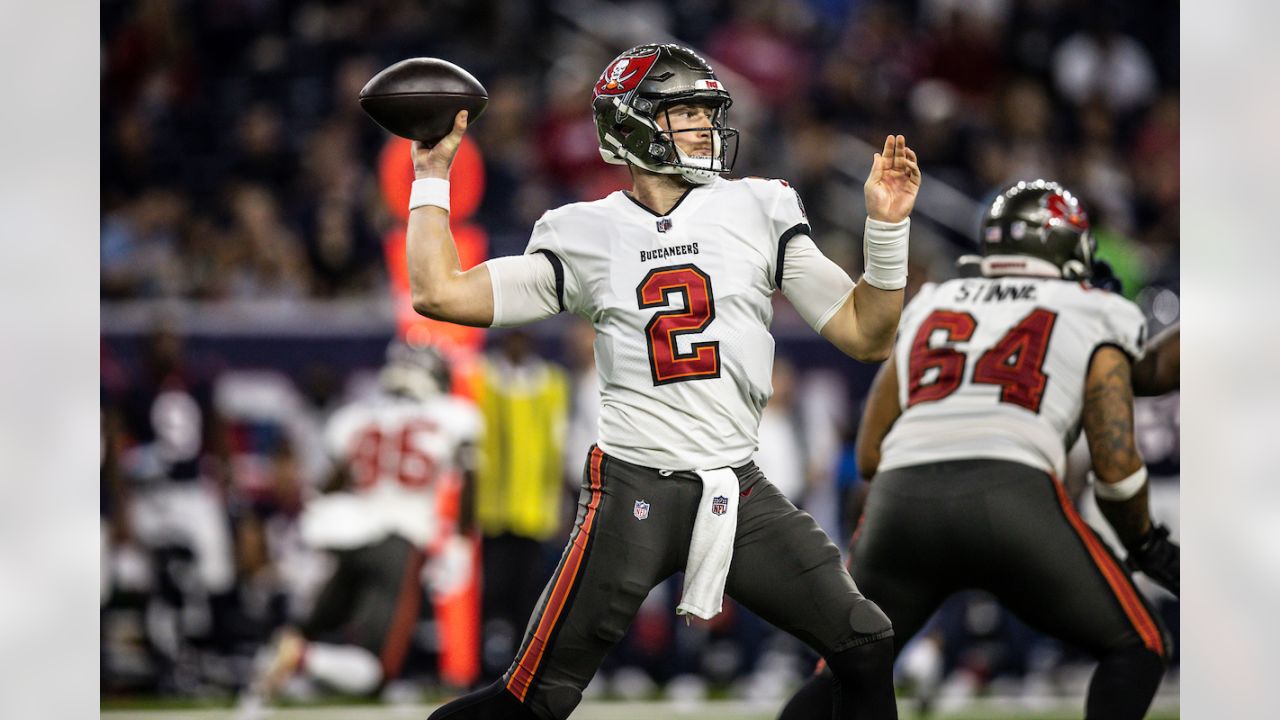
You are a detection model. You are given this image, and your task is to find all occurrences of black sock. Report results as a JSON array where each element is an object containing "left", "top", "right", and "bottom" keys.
[
  {"left": 1085, "top": 646, "right": 1166, "bottom": 720},
  {"left": 825, "top": 636, "right": 899, "bottom": 720},
  {"left": 776, "top": 669, "right": 835, "bottom": 720},
  {"left": 428, "top": 680, "right": 540, "bottom": 720}
]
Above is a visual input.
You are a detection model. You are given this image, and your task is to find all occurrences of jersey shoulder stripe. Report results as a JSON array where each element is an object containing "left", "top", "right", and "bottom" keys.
[
  {"left": 532, "top": 249, "right": 565, "bottom": 312},
  {"left": 774, "top": 223, "right": 812, "bottom": 290}
]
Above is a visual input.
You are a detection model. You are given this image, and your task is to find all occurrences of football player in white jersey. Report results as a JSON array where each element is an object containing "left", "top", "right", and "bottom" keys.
[
  {"left": 237, "top": 342, "right": 480, "bottom": 718},
  {"left": 778, "top": 180, "right": 1177, "bottom": 720},
  {"left": 406, "top": 43, "right": 919, "bottom": 720}
]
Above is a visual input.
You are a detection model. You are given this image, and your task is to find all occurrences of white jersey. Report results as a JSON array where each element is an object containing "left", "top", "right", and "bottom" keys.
[
  {"left": 304, "top": 393, "right": 481, "bottom": 549},
  {"left": 880, "top": 277, "right": 1147, "bottom": 477},
  {"left": 494, "top": 177, "right": 853, "bottom": 470}
]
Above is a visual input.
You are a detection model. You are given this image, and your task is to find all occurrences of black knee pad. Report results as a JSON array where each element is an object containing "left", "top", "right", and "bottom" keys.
[
  {"left": 848, "top": 597, "right": 894, "bottom": 640},
  {"left": 824, "top": 599, "right": 894, "bottom": 697}
]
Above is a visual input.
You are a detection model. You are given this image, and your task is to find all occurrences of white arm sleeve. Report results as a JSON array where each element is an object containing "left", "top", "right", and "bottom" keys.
[
  {"left": 780, "top": 235, "right": 857, "bottom": 333},
  {"left": 486, "top": 254, "right": 562, "bottom": 327}
]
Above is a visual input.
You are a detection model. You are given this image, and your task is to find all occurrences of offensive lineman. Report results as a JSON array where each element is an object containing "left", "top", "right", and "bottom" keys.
[
  {"left": 408, "top": 44, "right": 920, "bottom": 720},
  {"left": 778, "top": 180, "right": 1178, "bottom": 720},
  {"left": 237, "top": 341, "right": 480, "bottom": 718}
]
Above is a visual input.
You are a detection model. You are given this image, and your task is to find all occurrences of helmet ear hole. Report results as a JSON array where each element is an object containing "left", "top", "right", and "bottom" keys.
[{"left": 1062, "top": 259, "right": 1089, "bottom": 280}]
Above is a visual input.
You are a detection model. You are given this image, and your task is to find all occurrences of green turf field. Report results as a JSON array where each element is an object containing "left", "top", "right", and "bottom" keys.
[{"left": 101, "top": 698, "right": 1179, "bottom": 720}]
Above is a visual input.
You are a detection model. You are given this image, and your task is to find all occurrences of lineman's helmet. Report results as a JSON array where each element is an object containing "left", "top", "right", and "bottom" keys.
[{"left": 968, "top": 180, "right": 1096, "bottom": 280}]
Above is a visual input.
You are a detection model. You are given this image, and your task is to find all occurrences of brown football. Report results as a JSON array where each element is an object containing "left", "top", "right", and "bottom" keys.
[{"left": 358, "top": 58, "right": 487, "bottom": 144}]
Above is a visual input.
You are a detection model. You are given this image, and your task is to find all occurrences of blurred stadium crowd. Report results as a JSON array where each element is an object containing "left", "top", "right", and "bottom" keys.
[{"left": 100, "top": 0, "right": 1180, "bottom": 709}]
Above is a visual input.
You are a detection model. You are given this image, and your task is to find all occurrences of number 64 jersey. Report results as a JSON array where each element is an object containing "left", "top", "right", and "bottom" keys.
[
  {"left": 879, "top": 277, "right": 1148, "bottom": 478},
  {"left": 489, "top": 177, "right": 855, "bottom": 471}
]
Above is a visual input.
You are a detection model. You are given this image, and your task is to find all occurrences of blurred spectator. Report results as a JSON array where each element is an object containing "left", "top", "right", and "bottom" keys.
[
  {"left": 222, "top": 184, "right": 312, "bottom": 299},
  {"left": 113, "top": 325, "right": 241, "bottom": 691},
  {"left": 472, "top": 330, "right": 569, "bottom": 680},
  {"left": 706, "top": 0, "right": 814, "bottom": 111},
  {"left": 1052, "top": 16, "right": 1158, "bottom": 114},
  {"left": 101, "top": 187, "right": 190, "bottom": 299}
]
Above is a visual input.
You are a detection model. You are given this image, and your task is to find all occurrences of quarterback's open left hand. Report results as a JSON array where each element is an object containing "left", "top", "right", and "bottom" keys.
[
  {"left": 1127, "top": 524, "right": 1179, "bottom": 597},
  {"left": 864, "top": 134, "right": 921, "bottom": 224}
]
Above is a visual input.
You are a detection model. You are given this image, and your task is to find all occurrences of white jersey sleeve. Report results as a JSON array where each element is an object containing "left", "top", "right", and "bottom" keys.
[
  {"left": 487, "top": 253, "right": 560, "bottom": 327},
  {"left": 323, "top": 404, "right": 361, "bottom": 462},
  {"left": 441, "top": 395, "right": 484, "bottom": 444},
  {"left": 525, "top": 213, "right": 585, "bottom": 314},
  {"left": 745, "top": 179, "right": 855, "bottom": 333},
  {"left": 1095, "top": 290, "right": 1147, "bottom": 361},
  {"left": 488, "top": 215, "right": 582, "bottom": 326},
  {"left": 757, "top": 179, "right": 810, "bottom": 290},
  {"left": 779, "top": 237, "right": 856, "bottom": 332}
]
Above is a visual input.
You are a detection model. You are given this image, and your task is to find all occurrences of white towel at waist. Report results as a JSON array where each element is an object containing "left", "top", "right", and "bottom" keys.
[{"left": 676, "top": 467, "right": 739, "bottom": 619}]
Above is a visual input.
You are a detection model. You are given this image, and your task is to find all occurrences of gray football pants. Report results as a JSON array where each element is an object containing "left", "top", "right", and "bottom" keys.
[{"left": 503, "top": 445, "right": 893, "bottom": 720}]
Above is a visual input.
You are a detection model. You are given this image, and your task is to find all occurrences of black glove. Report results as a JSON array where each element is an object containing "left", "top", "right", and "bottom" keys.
[{"left": 1126, "top": 524, "right": 1179, "bottom": 597}]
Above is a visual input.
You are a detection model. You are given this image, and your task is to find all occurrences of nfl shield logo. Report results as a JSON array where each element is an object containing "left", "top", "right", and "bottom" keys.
[
  {"left": 656, "top": 217, "right": 672, "bottom": 233},
  {"left": 711, "top": 495, "right": 729, "bottom": 516},
  {"left": 633, "top": 500, "right": 650, "bottom": 520}
]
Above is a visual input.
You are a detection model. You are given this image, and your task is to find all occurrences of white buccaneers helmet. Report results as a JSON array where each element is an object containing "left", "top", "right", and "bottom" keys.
[{"left": 592, "top": 43, "right": 739, "bottom": 185}]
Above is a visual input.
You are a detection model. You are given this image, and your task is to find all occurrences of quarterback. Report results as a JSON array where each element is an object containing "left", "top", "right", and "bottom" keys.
[
  {"left": 779, "top": 181, "right": 1177, "bottom": 720},
  {"left": 409, "top": 44, "right": 920, "bottom": 720}
]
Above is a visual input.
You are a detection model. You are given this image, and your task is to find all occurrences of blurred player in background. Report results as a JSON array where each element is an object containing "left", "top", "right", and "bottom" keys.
[
  {"left": 1133, "top": 323, "right": 1179, "bottom": 397},
  {"left": 236, "top": 341, "right": 480, "bottom": 718},
  {"left": 405, "top": 43, "right": 919, "bottom": 720},
  {"left": 778, "top": 180, "right": 1177, "bottom": 720},
  {"left": 118, "top": 325, "right": 238, "bottom": 690}
]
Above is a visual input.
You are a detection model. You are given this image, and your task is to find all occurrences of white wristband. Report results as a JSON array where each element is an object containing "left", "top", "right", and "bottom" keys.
[
  {"left": 1091, "top": 466, "right": 1148, "bottom": 501},
  {"left": 409, "top": 178, "right": 450, "bottom": 212},
  {"left": 862, "top": 217, "right": 909, "bottom": 290}
]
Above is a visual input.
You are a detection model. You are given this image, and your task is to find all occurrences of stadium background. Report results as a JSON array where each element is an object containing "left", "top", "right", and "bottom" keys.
[{"left": 99, "top": 0, "right": 1179, "bottom": 716}]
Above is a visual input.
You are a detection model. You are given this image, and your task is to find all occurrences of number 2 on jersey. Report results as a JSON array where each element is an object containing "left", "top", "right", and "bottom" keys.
[
  {"left": 636, "top": 264, "right": 721, "bottom": 385},
  {"left": 907, "top": 308, "right": 1058, "bottom": 412}
]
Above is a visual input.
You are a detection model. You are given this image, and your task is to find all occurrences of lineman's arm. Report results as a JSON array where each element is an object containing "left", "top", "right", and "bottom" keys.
[
  {"left": 855, "top": 353, "right": 902, "bottom": 481},
  {"left": 1082, "top": 346, "right": 1150, "bottom": 546},
  {"left": 817, "top": 135, "right": 920, "bottom": 362},
  {"left": 1132, "top": 323, "right": 1179, "bottom": 396},
  {"left": 1083, "top": 346, "right": 1179, "bottom": 594}
]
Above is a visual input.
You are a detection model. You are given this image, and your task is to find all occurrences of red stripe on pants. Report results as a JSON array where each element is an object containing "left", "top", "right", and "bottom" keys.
[
  {"left": 1051, "top": 478, "right": 1164, "bottom": 656},
  {"left": 506, "top": 447, "right": 605, "bottom": 701}
]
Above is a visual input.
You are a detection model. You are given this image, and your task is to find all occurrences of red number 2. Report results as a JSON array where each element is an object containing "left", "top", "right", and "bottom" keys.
[
  {"left": 907, "top": 308, "right": 1057, "bottom": 412},
  {"left": 636, "top": 264, "right": 720, "bottom": 385}
]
